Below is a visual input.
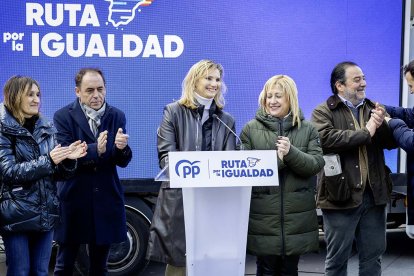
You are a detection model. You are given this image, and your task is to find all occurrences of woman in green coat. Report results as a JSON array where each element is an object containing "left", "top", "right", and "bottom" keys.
[{"left": 240, "top": 75, "right": 324, "bottom": 276}]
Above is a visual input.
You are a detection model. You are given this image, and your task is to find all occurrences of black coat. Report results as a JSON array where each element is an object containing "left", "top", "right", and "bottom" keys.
[
  {"left": 0, "top": 103, "right": 76, "bottom": 232},
  {"left": 146, "top": 101, "right": 236, "bottom": 266},
  {"left": 53, "top": 100, "right": 132, "bottom": 244}
]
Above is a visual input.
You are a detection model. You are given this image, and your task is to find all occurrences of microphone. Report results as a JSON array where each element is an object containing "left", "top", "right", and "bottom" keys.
[{"left": 212, "top": 114, "right": 244, "bottom": 150}]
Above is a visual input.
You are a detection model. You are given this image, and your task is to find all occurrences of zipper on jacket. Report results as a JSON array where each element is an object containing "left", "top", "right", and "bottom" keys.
[
  {"left": 278, "top": 120, "right": 284, "bottom": 137},
  {"left": 346, "top": 105, "right": 364, "bottom": 189},
  {"left": 276, "top": 117, "right": 286, "bottom": 255},
  {"left": 360, "top": 105, "right": 371, "bottom": 189},
  {"left": 280, "top": 170, "right": 286, "bottom": 256},
  {"left": 195, "top": 113, "right": 201, "bottom": 151}
]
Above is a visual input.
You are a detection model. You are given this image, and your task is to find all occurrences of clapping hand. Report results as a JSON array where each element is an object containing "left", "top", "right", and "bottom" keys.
[
  {"left": 50, "top": 144, "right": 73, "bottom": 164},
  {"left": 50, "top": 140, "right": 87, "bottom": 164},
  {"left": 371, "top": 103, "right": 385, "bottom": 127},
  {"left": 276, "top": 136, "right": 291, "bottom": 161},
  {"left": 97, "top": 130, "right": 108, "bottom": 156},
  {"left": 366, "top": 102, "right": 385, "bottom": 137},
  {"left": 115, "top": 128, "right": 129, "bottom": 150},
  {"left": 67, "top": 140, "right": 87, "bottom": 159}
]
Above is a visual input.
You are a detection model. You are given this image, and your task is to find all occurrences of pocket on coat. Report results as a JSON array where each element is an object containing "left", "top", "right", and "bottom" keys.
[{"left": 323, "top": 173, "right": 351, "bottom": 202}]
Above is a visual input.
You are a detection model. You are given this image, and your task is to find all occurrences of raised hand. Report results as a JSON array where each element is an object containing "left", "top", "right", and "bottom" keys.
[
  {"left": 366, "top": 103, "right": 386, "bottom": 137},
  {"left": 371, "top": 103, "right": 385, "bottom": 127},
  {"left": 115, "top": 128, "right": 129, "bottom": 150},
  {"left": 97, "top": 130, "right": 108, "bottom": 156}
]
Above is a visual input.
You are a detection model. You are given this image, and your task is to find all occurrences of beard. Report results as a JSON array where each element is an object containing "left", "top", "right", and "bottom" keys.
[{"left": 343, "top": 89, "right": 365, "bottom": 106}]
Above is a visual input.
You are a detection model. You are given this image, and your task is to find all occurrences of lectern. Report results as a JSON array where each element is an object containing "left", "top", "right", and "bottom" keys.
[{"left": 167, "top": 150, "right": 278, "bottom": 276}]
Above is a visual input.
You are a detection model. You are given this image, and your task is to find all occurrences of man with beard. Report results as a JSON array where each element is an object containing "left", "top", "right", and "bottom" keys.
[{"left": 311, "top": 61, "right": 396, "bottom": 276}]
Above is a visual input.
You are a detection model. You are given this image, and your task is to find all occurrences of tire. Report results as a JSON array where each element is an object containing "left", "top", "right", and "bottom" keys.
[
  {"left": 108, "top": 209, "right": 150, "bottom": 275},
  {"left": 76, "top": 209, "right": 150, "bottom": 275}
]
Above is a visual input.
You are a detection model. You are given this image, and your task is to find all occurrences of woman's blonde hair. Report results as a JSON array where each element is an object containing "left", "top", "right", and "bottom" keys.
[
  {"left": 179, "top": 60, "right": 226, "bottom": 109},
  {"left": 3, "top": 75, "right": 40, "bottom": 125},
  {"left": 258, "top": 75, "right": 301, "bottom": 127}
]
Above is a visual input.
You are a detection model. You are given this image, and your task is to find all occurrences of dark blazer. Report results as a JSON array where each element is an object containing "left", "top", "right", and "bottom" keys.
[{"left": 53, "top": 100, "right": 132, "bottom": 244}]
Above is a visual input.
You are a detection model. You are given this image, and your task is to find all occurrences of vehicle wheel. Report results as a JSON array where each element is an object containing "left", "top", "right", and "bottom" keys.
[
  {"left": 76, "top": 209, "right": 150, "bottom": 275},
  {"left": 108, "top": 209, "right": 150, "bottom": 275}
]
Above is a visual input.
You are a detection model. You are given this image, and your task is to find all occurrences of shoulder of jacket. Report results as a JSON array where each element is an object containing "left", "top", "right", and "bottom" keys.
[
  {"left": 55, "top": 101, "right": 75, "bottom": 116},
  {"left": 300, "top": 119, "right": 314, "bottom": 129},
  {"left": 313, "top": 101, "right": 328, "bottom": 113},
  {"left": 165, "top": 101, "right": 196, "bottom": 116},
  {"left": 0, "top": 113, "right": 22, "bottom": 135},
  {"left": 324, "top": 95, "right": 346, "bottom": 111},
  {"left": 219, "top": 111, "right": 235, "bottom": 122},
  {"left": 243, "top": 118, "right": 266, "bottom": 130},
  {"left": 297, "top": 121, "right": 319, "bottom": 140},
  {"left": 315, "top": 98, "right": 343, "bottom": 113},
  {"left": 106, "top": 104, "right": 125, "bottom": 117},
  {"left": 165, "top": 101, "right": 181, "bottom": 112}
]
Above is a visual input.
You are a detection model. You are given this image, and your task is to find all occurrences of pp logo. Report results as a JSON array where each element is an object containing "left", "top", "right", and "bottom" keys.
[{"left": 175, "top": 160, "right": 201, "bottom": 178}]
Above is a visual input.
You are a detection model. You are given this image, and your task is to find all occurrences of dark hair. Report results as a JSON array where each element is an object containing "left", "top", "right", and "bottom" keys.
[
  {"left": 3, "top": 75, "right": 40, "bottom": 125},
  {"left": 403, "top": 60, "right": 414, "bottom": 77},
  {"left": 75, "top": 68, "right": 106, "bottom": 88},
  {"left": 330, "top": 61, "right": 358, "bottom": 94}
]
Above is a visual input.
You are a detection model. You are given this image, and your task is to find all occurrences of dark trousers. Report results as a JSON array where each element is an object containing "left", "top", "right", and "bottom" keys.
[
  {"left": 53, "top": 243, "right": 111, "bottom": 276},
  {"left": 256, "top": 255, "right": 300, "bottom": 276},
  {"left": 322, "top": 188, "right": 386, "bottom": 276}
]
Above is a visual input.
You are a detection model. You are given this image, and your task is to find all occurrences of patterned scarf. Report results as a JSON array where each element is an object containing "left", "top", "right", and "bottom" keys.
[{"left": 81, "top": 102, "right": 106, "bottom": 137}]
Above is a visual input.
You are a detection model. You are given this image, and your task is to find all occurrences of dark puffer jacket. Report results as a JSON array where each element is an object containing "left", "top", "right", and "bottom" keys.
[
  {"left": 0, "top": 103, "right": 76, "bottom": 232},
  {"left": 240, "top": 108, "right": 324, "bottom": 256}
]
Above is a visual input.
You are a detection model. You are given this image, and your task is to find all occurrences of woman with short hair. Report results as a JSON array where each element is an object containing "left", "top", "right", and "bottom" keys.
[
  {"left": 240, "top": 75, "right": 324, "bottom": 276},
  {"left": 0, "top": 75, "right": 86, "bottom": 276}
]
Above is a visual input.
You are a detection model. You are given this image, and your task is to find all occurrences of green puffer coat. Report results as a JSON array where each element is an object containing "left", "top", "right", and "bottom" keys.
[{"left": 240, "top": 108, "right": 324, "bottom": 256}]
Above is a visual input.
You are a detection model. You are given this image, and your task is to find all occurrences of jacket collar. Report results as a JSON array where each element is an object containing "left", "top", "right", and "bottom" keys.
[
  {"left": 327, "top": 94, "right": 375, "bottom": 110},
  {"left": 69, "top": 100, "right": 112, "bottom": 141},
  {"left": 0, "top": 103, "right": 55, "bottom": 138},
  {"left": 255, "top": 107, "right": 304, "bottom": 133},
  {"left": 191, "top": 100, "right": 222, "bottom": 118}
]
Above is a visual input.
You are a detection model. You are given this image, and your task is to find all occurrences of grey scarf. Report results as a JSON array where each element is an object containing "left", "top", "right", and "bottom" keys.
[{"left": 81, "top": 102, "right": 106, "bottom": 137}]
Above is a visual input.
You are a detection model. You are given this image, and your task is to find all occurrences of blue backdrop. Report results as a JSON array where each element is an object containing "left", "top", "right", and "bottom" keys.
[{"left": 0, "top": 0, "right": 404, "bottom": 179}]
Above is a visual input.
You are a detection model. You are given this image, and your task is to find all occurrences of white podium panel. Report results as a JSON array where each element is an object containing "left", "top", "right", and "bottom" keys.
[
  {"left": 167, "top": 150, "right": 278, "bottom": 276},
  {"left": 182, "top": 186, "right": 251, "bottom": 276}
]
